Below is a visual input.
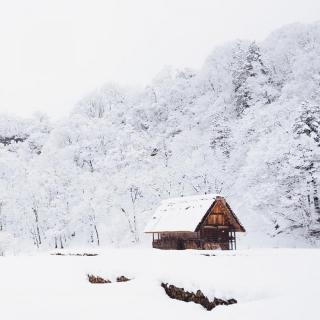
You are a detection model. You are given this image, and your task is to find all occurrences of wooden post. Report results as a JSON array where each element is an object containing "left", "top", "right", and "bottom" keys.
[{"left": 231, "top": 231, "right": 234, "bottom": 250}]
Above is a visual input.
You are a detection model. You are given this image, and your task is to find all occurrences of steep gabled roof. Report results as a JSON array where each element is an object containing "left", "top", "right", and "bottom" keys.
[
  {"left": 224, "top": 201, "right": 246, "bottom": 232},
  {"left": 144, "top": 194, "right": 218, "bottom": 233},
  {"left": 144, "top": 194, "right": 245, "bottom": 233}
]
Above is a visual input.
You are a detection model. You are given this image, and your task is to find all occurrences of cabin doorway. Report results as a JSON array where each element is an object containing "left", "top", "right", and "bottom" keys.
[{"left": 177, "top": 239, "right": 184, "bottom": 250}]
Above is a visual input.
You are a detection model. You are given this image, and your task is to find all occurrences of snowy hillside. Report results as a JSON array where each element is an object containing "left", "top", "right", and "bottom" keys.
[{"left": 1, "top": 22, "right": 320, "bottom": 251}]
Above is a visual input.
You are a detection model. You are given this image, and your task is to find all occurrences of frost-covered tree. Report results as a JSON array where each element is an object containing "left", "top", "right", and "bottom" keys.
[
  {"left": 293, "top": 101, "right": 320, "bottom": 227},
  {"left": 232, "top": 42, "right": 277, "bottom": 116}
]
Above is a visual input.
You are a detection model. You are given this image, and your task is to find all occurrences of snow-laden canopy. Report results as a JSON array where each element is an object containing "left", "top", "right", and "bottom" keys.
[
  {"left": 1, "top": 23, "right": 320, "bottom": 250},
  {"left": 144, "top": 194, "right": 220, "bottom": 233}
]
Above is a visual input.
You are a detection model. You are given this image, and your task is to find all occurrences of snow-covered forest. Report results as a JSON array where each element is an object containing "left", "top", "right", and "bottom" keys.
[{"left": 1, "top": 22, "right": 320, "bottom": 252}]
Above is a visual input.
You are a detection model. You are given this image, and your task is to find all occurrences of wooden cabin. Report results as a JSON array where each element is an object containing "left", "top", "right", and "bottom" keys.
[{"left": 144, "top": 194, "right": 245, "bottom": 250}]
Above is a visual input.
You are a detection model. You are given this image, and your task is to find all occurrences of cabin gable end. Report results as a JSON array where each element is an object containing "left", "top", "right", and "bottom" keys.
[{"left": 195, "top": 197, "right": 245, "bottom": 232}]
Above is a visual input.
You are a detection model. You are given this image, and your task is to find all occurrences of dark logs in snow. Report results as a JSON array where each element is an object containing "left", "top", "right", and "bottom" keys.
[
  {"left": 161, "top": 283, "right": 237, "bottom": 311},
  {"left": 87, "top": 274, "right": 111, "bottom": 284},
  {"left": 116, "top": 276, "right": 131, "bottom": 282},
  {"left": 87, "top": 274, "right": 131, "bottom": 284}
]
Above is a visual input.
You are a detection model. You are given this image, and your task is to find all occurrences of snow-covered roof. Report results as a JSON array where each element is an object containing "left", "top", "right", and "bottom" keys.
[{"left": 144, "top": 194, "right": 220, "bottom": 233}]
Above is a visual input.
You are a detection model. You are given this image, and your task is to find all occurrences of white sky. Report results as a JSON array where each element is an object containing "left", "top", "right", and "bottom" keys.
[{"left": 0, "top": 0, "right": 319, "bottom": 118}]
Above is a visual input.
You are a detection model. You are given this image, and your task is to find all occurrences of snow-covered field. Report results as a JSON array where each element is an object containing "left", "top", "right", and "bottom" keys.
[{"left": 0, "top": 248, "right": 319, "bottom": 320}]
